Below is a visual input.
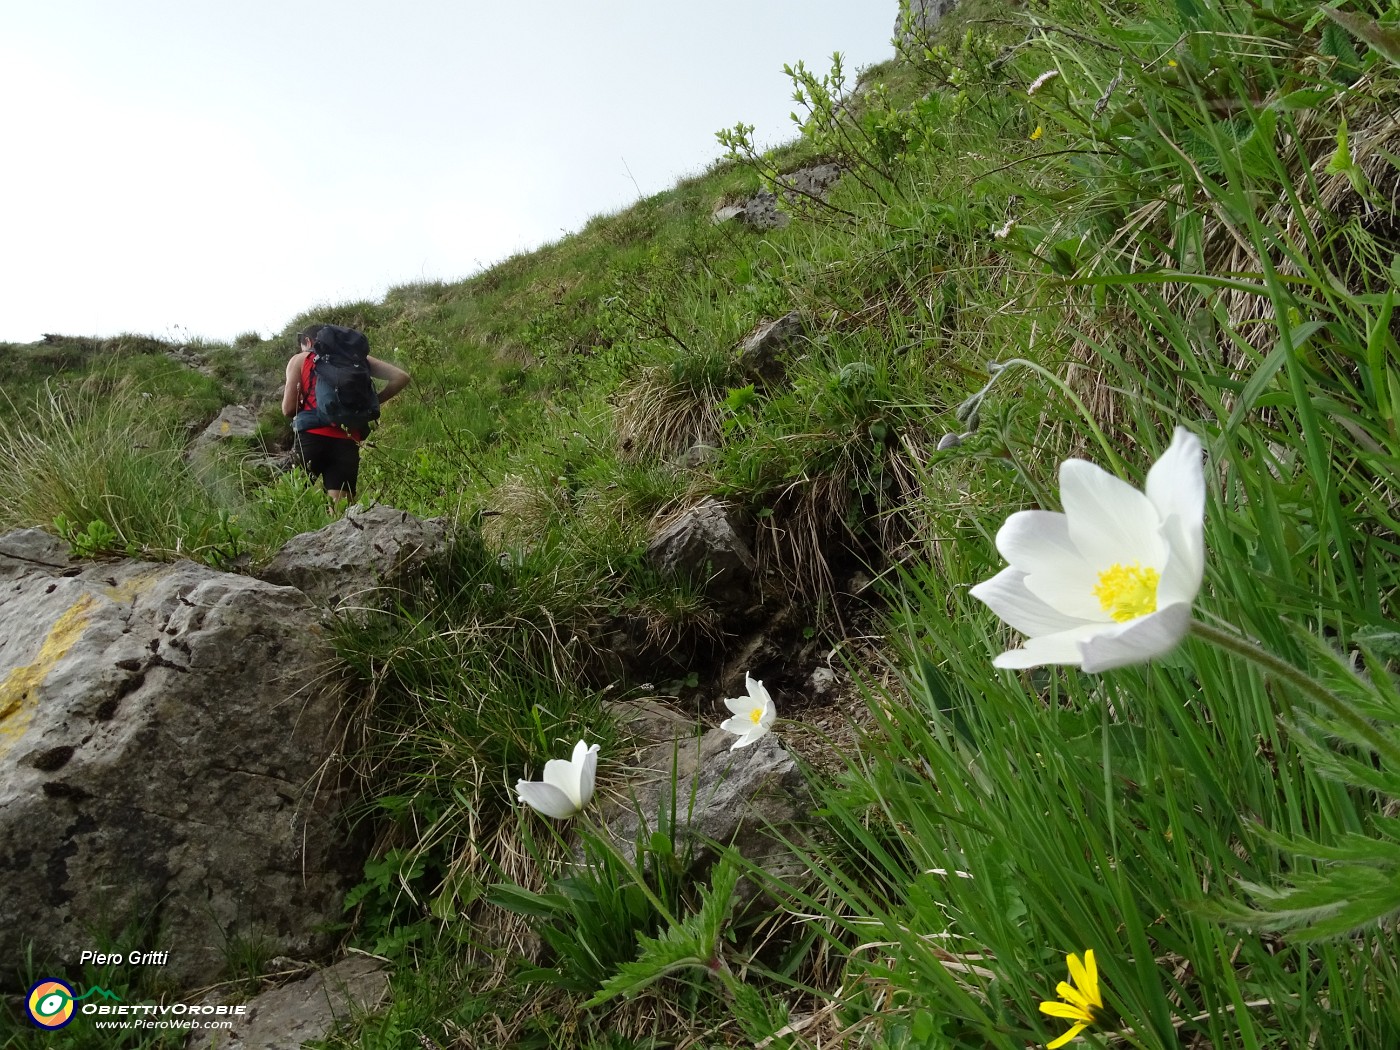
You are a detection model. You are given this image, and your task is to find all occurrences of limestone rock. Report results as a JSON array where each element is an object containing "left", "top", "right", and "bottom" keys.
[
  {"left": 195, "top": 405, "right": 260, "bottom": 446},
  {"left": 609, "top": 697, "right": 695, "bottom": 747},
  {"left": 810, "top": 665, "right": 838, "bottom": 698},
  {"left": 645, "top": 499, "right": 754, "bottom": 603},
  {"left": 166, "top": 345, "right": 218, "bottom": 380},
  {"left": 185, "top": 956, "right": 390, "bottom": 1050},
  {"left": 712, "top": 164, "right": 845, "bottom": 231},
  {"left": 775, "top": 163, "right": 843, "bottom": 202},
  {"left": 737, "top": 190, "right": 787, "bottom": 231},
  {"left": 0, "top": 527, "right": 73, "bottom": 578},
  {"left": 896, "top": 0, "right": 960, "bottom": 47},
  {"left": 0, "top": 544, "right": 363, "bottom": 990},
  {"left": 601, "top": 703, "right": 809, "bottom": 888},
  {"left": 738, "top": 311, "right": 805, "bottom": 386},
  {"left": 258, "top": 504, "right": 448, "bottom": 611}
]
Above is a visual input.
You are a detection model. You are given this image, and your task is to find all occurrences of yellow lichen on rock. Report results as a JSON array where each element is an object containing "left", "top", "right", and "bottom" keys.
[
  {"left": 0, "top": 594, "right": 98, "bottom": 763},
  {"left": 97, "top": 570, "right": 161, "bottom": 604}
]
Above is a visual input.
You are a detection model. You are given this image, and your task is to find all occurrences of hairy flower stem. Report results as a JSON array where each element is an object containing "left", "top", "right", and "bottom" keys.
[{"left": 1189, "top": 620, "right": 1400, "bottom": 766}]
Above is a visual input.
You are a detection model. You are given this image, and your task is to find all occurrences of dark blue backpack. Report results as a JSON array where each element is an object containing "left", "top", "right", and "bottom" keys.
[{"left": 294, "top": 325, "right": 381, "bottom": 433}]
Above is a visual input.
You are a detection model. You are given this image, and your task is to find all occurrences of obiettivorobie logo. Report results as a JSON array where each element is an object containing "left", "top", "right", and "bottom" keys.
[
  {"left": 25, "top": 979, "right": 120, "bottom": 1029},
  {"left": 25, "top": 978, "right": 249, "bottom": 1031}
]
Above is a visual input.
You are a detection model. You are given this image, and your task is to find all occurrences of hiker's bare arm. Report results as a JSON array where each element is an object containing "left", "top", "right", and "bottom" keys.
[
  {"left": 281, "top": 353, "right": 306, "bottom": 417},
  {"left": 368, "top": 357, "right": 411, "bottom": 403}
]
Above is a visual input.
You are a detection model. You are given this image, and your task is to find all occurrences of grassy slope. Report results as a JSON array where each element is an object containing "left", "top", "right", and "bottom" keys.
[{"left": 5, "top": 0, "right": 1400, "bottom": 1046}]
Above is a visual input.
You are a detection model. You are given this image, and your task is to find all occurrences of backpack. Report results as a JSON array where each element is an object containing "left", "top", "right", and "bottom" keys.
[{"left": 293, "top": 324, "right": 381, "bottom": 433}]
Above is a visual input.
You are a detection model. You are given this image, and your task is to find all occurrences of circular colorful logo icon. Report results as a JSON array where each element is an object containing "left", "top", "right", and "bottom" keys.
[{"left": 26, "top": 978, "right": 76, "bottom": 1029}]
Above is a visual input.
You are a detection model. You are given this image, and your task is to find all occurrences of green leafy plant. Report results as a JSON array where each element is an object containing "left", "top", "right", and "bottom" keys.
[
  {"left": 53, "top": 515, "right": 123, "bottom": 559},
  {"left": 340, "top": 849, "right": 433, "bottom": 959},
  {"left": 487, "top": 819, "right": 697, "bottom": 996},
  {"left": 583, "top": 850, "right": 740, "bottom": 1008}
]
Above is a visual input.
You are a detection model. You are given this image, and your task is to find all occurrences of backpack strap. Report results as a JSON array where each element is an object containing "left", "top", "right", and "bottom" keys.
[
  {"left": 298, "top": 353, "right": 313, "bottom": 413},
  {"left": 292, "top": 353, "right": 325, "bottom": 432}
]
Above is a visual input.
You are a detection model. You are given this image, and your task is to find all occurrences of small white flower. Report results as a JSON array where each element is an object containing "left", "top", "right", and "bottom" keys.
[
  {"left": 720, "top": 674, "right": 777, "bottom": 749},
  {"left": 969, "top": 428, "right": 1205, "bottom": 672},
  {"left": 515, "top": 739, "right": 599, "bottom": 819},
  {"left": 1027, "top": 69, "right": 1061, "bottom": 97},
  {"left": 993, "top": 218, "right": 1018, "bottom": 240}
]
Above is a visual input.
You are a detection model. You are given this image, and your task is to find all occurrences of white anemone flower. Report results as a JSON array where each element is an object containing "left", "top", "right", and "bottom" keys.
[
  {"left": 515, "top": 740, "right": 599, "bottom": 819},
  {"left": 969, "top": 427, "right": 1205, "bottom": 672},
  {"left": 720, "top": 674, "right": 777, "bottom": 749}
]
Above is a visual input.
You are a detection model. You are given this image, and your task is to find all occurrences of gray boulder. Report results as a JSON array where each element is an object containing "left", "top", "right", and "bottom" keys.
[
  {"left": 0, "top": 527, "right": 73, "bottom": 572},
  {"left": 737, "top": 190, "right": 787, "bottom": 231},
  {"left": 645, "top": 498, "right": 754, "bottom": 604},
  {"left": 738, "top": 311, "right": 805, "bottom": 386},
  {"left": 258, "top": 504, "right": 448, "bottom": 611},
  {"left": 776, "top": 163, "right": 843, "bottom": 202},
  {"left": 712, "top": 164, "right": 845, "bottom": 232},
  {"left": 896, "top": 0, "right": 959, "bottom": 48},
  {"left": 602, "top": 699, "right": 809, "bottom": 890},
  {"left": 194, "top": 405, "right": 260, "bottom": 446},
  {"left": 188, "top": 406, "right": 265, "bottom": 472},
  {"left": 0, "top": 543, "right": 363, "bottom": 990},
  {"left": 185, "top": 956, "right": 390, "bottom": 1050}
]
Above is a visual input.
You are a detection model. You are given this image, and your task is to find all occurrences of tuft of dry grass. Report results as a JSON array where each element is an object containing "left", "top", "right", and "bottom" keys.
[
  {"left": 480, "top": 473, "right": 571, "bottom": 552},
  {"left": 613, "top": 369, "right": 725, "bottom": 463}
]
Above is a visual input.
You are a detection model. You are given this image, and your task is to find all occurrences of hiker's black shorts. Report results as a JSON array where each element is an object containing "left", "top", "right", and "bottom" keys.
[{"left": 294, "top": 432, "right": 360, "bottom": 494}]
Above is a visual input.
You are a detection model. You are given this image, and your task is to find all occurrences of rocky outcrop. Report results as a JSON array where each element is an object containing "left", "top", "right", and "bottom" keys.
[
  {"left": 0, "top": 538, "right": 364, "bottom": 990},
  {"left": 713, "top": 191, "right": 786, "bottom": 232},
  {"left": 777, "top": 163, "right": 844, "bottom": 202},
  {"left": 186, "top": 956, "right": 390, "bottom": 1050},
  {"left": 0, "top": 526, "right": 73, "bottom": 572},
  {"left": 194, "top": 405, "right": 260, "bottom": 446},
  {"left": 738, "top": 311, "right": 805, "bottom": 387},
  {"left": 603, "top": 699, "right": 809, "bottom": 891},
  {"left": 896, "top": 0, "right": 959, "bottom": 48},
  {"left": 165, "top": 344, "right": 219, "bottom": 380},
  {"left": 187, "top": 405, "right": 271, "bottom": 471},
  {"left": 713, "top": 164, "right": 845, "bottom": 231},
  {"left": 258, "top": 505, "right": 448, "bottom": 611},
  {"left": 645, "top": 499, "right": 755, "bottom": 605}
]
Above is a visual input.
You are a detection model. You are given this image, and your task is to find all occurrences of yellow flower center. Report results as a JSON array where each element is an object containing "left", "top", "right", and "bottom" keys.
[
  {"left": 1093, "top": 562, "right": 1160, "bottom": 622},
  {"left": 750, "top": 706, "right": 765, "bottom": 724}
]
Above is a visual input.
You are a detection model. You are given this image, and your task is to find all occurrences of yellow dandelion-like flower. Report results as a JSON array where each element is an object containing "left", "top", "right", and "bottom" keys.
[
  {"left": 1039, "top": 949, "right": 1103, "bottom": 1048},
  {"left": 1030, "top": 125, "right": 1044, "bottom": 141}
]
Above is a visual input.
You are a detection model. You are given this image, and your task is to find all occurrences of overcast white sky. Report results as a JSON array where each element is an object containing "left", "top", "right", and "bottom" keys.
[{"left": 1, "top": 2, "right": 895, "bottom": 345}]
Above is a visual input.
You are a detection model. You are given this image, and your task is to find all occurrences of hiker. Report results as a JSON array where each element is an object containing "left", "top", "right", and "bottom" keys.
[{"left": 281, "top": 323, "right": 411, "bottom": 503}]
